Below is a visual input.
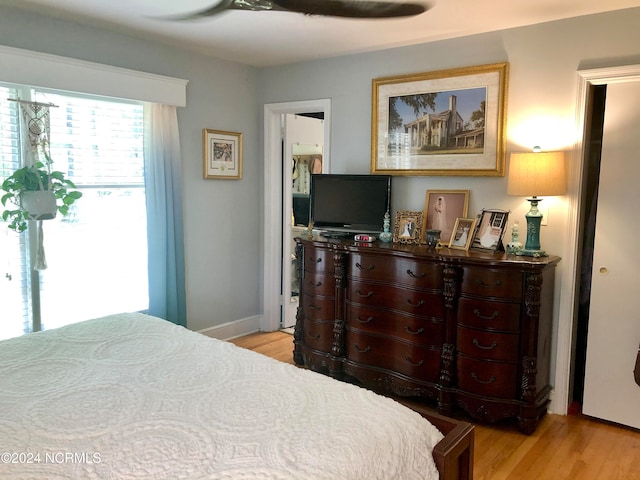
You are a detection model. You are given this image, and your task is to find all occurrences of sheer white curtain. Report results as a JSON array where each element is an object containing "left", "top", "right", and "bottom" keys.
[{"left": 144, "top": 103, "right": 187, "bottom": 326}]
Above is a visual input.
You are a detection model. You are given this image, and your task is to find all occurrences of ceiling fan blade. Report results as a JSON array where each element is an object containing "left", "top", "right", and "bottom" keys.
[
  {"left": 162, "top": 0, "right": 427, "bottom": 21},
  {"left": 271, "top": 0, "right": 428, "bottom": 18},
  {"left": 160, "top": 0, "right": 276, "bottom": 20},
  {"left": 157, "top": 0, "right": 235, "bottom": 20}
]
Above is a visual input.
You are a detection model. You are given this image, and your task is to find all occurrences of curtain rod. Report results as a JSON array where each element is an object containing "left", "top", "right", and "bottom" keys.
[{"left": 6, "top": 98, "right": 59, "bottom": 108}]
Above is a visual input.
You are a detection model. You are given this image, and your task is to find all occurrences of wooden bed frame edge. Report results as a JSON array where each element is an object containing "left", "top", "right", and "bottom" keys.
[{"left": 398, "top": 401, "right": 474, "bottom": 480}]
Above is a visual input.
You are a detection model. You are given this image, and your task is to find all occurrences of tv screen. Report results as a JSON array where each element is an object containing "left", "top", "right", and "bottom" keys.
[{"left": 309, "top": 174, "right": 391, "bottom": 235}]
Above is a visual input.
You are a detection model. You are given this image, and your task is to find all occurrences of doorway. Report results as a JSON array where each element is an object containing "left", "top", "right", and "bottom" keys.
[
  {"left": 262, "top": 100, "right": 331, "bottom": 332},
  {"left": 550, "top": 65, "right": 640, "bottom": 416},
  {"left": 579, "top": 79, "right": 640, "bottom": 429},
  {"left": 556, "top": 65, "right": 640, "bottom": 424},
  {"left": 572, "top": 84, "right": 606, "bottom": 405},
  {"left": 282, "top": 114, "right": 325, "bottom": 329}
]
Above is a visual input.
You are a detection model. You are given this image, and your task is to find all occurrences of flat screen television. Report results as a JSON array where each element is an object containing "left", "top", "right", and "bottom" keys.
[{"left": 309, "top": 174, "right": 391, "bottom": 235}]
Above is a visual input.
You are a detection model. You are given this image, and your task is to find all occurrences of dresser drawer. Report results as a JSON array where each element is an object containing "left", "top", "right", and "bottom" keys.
[
  {"left": 301, "top": 271, "right": 335, "bottom": 297},
  {"left": 348, "top": 253, "right": 443, "bottom": 289},
  {"left": 457, "top": 298, "right": 520, "bottom": 332},
  {"left": 461, "top": 267, "right": 522, "bottom": 299},
  {"left": 347, "top": 304, "right": 444, "bottom": 346},
  {"left": 303, "top": 318, "right": 334, "bottom": 353},
  {"left": 457, "top": 355, "right": 517, "bottom": 399},
  {"left": 301, "top": 293, "right": 335, "bottom": 321},
  {"left": 348, "top": 280, "right": 444, "bottom": 317},
  {"left": 303, "top": 246, "right": 334, "bottom": 274},
  {"left": 345, "top": 331, "right": 441, "bottom": 383},
  {"left": 456, "top": 326, "right": 519, "bottom": 361}
]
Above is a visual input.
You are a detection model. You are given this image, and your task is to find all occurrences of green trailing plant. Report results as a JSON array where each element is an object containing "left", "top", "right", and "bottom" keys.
[{"left": 1, "top": 156, "right": 82, "bottom": 233}]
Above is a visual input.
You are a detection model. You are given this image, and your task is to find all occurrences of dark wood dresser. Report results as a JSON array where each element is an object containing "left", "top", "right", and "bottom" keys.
[{"left": 293, "top": 236, "right": 560, "bottom": 434}]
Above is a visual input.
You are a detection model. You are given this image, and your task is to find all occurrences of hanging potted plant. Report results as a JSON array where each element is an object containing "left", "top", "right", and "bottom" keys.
[{"left": 1, "top": 153, "right": 82, "bottom": 233}]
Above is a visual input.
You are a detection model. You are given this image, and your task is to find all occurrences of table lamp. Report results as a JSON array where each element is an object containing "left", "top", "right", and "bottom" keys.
[{"left": 507, "top": 149, "right": 566, "bottom": 257}]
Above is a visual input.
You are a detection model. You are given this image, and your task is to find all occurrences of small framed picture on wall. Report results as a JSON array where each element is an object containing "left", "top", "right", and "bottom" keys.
[{"left": 203, "top": 128, "right": 243, "bottom": 179}]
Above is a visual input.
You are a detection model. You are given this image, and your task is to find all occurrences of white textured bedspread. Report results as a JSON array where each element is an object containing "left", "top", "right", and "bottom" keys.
[{"left": 0, "top": 313, "right": 443, "bottom": 479}]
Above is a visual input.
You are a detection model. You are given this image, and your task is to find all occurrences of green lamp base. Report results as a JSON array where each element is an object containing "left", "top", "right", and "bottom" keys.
[{"left": 519, "top": 196, "right": 548, "bottom": 257}]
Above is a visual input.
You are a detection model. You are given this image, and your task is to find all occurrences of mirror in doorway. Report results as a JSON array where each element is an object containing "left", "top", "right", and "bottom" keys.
[
  {"left": 292, "top": 153, "right": 323, "bottom": 194},
  {"left": 292, "top": 144, "right": 322, "bottom": 227}
]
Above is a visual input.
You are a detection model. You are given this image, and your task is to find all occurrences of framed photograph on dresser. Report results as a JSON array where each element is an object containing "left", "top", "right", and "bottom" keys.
[
  {"left": 421, "top": 189, "right": 469, "bottom": 245},
  {"left": 470, "top": 208, "right": 509, "bottom": 251},
  {"left": 393, "top": 211, "right": 423, "bottom": 244},
  {"left": 449, "top": 217, "right": 477, "bottom": 251}
]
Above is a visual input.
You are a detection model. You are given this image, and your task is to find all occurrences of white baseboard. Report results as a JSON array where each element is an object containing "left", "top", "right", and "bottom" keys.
[
  {"left": 547, "top": 387, "right": 564, "bottom": 415},
  {"left": 197, "top": 315, "right": 262, "bottom": 341}
]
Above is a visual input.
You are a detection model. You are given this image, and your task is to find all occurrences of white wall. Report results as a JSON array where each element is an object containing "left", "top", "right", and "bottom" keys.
[{"left": 257, "top": 7, "right": 640, "bottom": 409}]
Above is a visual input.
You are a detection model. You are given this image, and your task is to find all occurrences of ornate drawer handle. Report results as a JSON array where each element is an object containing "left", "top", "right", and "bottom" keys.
[
  {"left": 405, "top": 357, "right": 424, "bottom": 367},
  {"left": 356, "top": 290, "right": 374, "bottom": 298},
  {"left": 308, "top": 332, "right": 320, "bottom": 340},
  {"left": 354, "top": 344, "right": 371, "bottom": 353},
  {"left": 309, "top": 257, "right": 322, "bottom": 263},
  {"left": 473, "top": 339, "right": 498, "bottom": 350},
  {"left": 405, "top": 326, "right": 425, "bottom": 335},
  {"left": 355, "top": 262, "right": 375, "bottom": 271},
  {"left": 407, "top": 299, "right": 425, "bottom": 307},
  {"left": 308, "top": 280, "right": 322, "bottom": 287},
  {"left": 407, "top": 269, "right": 426, "bottom": 278},
  {"left": 473, "top": 308, "right": 499, "bottom": 320},
  {"left": 475, "top": 279, "right": 502, "bottom": 288},
  {"left": 309, "top": 304, "right": 321, "bottom": 311},
  {"left": 471, "top": 372, "right": 497, "bottom": 384},
  {"left": 356, "top": 315, "right": 373, "bottom": 323}
]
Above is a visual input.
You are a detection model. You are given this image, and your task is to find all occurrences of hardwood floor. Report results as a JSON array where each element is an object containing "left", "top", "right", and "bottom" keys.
[{"left": 230, "top": 331, "right": 640, "bottom": 480}]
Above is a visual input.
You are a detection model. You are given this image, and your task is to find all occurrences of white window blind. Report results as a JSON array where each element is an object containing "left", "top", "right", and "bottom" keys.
[
  {"left": 0, "top": 86, "right": 148, "bottom": 338},
  {"left": 0, "top": 86, "right": 31, "bottom": 339}
]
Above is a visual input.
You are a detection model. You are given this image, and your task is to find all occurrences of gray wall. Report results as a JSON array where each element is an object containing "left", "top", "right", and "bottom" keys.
[
  {"left": 259, "top": 9, "right": 640, "bottom": 232},
  {"left": 3, "top": 5, "right": 640, "bottom": 369},
  {"left": 257, "top": 7, "right": 640, "bottom": 392},
  {"left": 0, "top": 6, "right": 261, "bottom": 332}
]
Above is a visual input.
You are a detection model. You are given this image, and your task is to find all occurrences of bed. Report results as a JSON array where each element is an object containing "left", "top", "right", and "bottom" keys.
[{"left": 0, "top": 312, "right": 473, "bottom": 479}]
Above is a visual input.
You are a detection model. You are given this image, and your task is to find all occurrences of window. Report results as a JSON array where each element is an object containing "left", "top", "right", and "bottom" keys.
[
  {"left": 0, "top": 85, "right": 147, "bottom": 339},
  {"left": 0, "top": 86, "right": 31, "bottom": 339}
]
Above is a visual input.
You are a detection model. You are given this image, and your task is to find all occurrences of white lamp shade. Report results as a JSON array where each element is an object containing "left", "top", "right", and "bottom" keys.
[{"left": 507, "top": 151, "right": 567, "bottom": 197}]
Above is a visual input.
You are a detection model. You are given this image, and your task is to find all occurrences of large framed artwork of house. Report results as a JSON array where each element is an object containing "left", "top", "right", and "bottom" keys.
[{"left": 371, "top": 62, "right": 509, "bottom": 177}]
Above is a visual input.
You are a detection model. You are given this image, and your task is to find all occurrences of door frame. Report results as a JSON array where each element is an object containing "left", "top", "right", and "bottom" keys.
[
  {"left": 553, "top": 64, "right": 640, "bottom": 415},
  {"left": 262, "top": 99, "right": 331, "bottom": 332}
]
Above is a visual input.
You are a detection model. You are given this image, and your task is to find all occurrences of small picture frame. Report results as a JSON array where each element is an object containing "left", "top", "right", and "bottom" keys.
[
  {"left": 203, "top": 128, "right": 243, "bottom": 179},
  {"left": 470, "top": 209, "right": 509, "bottom": 251},
  {"left": 421, "top": 189, "right": 470, "bottom": 245},
  {"left": 393, "top": 211, "right": 424, "bottom": 244},
  {"left": 448, "top": 217, "right": 477, "bottom": 251}
]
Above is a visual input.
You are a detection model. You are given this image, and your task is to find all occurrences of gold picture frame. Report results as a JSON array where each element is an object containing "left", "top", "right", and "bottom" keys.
[
  {"left": 448, "top": 217, "right": 477, "bottom": 251},
  {"left": 371, "top": 62, "right": 509, "bottom": 177},
  {"left": 203, "top": 129, "right": 243, "bottom": 179},
  {"left": 421, "top": 190, "right": 470, "bottom": 245},
  {"left": 393, "top": 211, "right": 423, "bottom": 244}
]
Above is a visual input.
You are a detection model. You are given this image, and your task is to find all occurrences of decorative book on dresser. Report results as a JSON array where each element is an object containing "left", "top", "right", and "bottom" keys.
[{"left": 293, "top": 236, "right": 560, "bottom": 434}]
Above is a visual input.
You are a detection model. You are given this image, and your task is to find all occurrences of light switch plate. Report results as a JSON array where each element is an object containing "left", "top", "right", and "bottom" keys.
[{"left": 540, "top": 206, "right": 549, "bottom": 226}]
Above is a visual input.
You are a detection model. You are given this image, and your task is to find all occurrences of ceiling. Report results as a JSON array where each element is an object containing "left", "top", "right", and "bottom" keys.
[{"left": 3, "top": 0, "right": 640, "bottom": 67}]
